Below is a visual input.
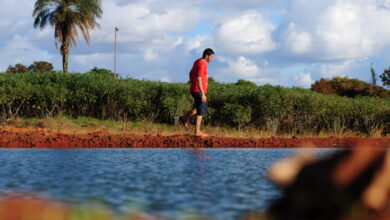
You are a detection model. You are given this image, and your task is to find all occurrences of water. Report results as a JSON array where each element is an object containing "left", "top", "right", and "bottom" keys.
[{"left": 0, "top": 149, "right": 337, "bottom": 219}]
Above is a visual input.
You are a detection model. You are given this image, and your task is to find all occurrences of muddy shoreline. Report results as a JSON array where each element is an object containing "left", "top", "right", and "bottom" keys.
[{"left": 0, "top": 127, "right": 389, "bottom": 148}]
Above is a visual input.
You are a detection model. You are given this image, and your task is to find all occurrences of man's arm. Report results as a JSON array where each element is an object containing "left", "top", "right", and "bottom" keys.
[{"left": 197, "top": 76, "right": 207, "bottom": 103}]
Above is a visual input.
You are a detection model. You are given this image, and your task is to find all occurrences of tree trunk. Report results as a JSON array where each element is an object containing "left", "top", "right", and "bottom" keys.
[{"left": 61, "top": 38, "right": 70, "bottom": 73}]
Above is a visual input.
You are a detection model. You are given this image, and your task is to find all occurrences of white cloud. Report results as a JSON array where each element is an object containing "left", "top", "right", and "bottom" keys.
[
  {"left": 319, "top": 60, "right": 355, "bottom": 78},
  {"left": 292, "top": 72, "right": 314, "bottom": 87},
  {"left": 144, "top": 48, "right": 158, "bottom": 61},
  {"left": 217, "top": 56, "right": 261, "bottom": 79},
  {"left": 316, "top": 1, "right": 372, "bottom": 59},
  {"left": 213, "top": 0, "right": 277, "bottom": 10},
  {"left": 0, "top": 0, "right": 33, "bottom": 25},
  {"left": 185, "top": 35, "right": 209, "bottom": 51},
  {"left": 160, "top": 77, "right": 170, "bottom": 82},
  {"left": 0, "top": 0, "right": 36, "bottom": 42},
  {"left": 285, "top": 23, "right": 312, "bottom": 54},
  {"left": 0, "top": 35, "right": 54, "bottom": 71},
  {"left": 91, "top": 0, "right": 202, "bottom": 46},
  {"left": 212, "top": 12, "right": 277, "bottom": 55},
  {"left": 71, "top": 53, "right": 113, "bottom": 70},
  {"left": 285, "top": 0, "right": 390, "bottom": 61}
]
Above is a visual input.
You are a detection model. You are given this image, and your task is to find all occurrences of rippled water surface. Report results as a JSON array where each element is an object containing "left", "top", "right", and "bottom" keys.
[{"left": 0, "top": 149, "right": 336, "bottom": 219}]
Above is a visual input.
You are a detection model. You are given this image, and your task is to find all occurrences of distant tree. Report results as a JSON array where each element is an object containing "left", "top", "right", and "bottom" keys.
[
  {"left": 370, "top": 63, "right": 377, "bottom": 86},
  {"left": 312, "top": 76, "right": 389, "bottom": 98},
  {"left": 89, "top": 67, "right": 115, "bottom": 77},
  {"left": 15, "top": 64, "right": 28, "bottom": 73},
  {"left": 6, "top": 64, "right": 28, "bottom": 73},
  {"left": 33, "top": 0, "right": 102, "bottom": 73},
  {"left": 90, "top": 67, "right": 111, "bottom": 73},
  {"left": 6, "top": 65, "right": 16, "bottom": 73},
  {"left": 380, "top": 67, "right": 390, "bottom": 88},
  {"left": 311, "top": 78, "right": 336, "bottom": 95},
  {"left": 28, "top": 61, "right": 54, "bottom": 72},
  {"left": 235, "top": 79, "right": 257, "bottom": 87}
]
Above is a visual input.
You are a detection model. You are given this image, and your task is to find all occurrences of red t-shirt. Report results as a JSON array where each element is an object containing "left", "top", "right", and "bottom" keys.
[{"left": 189, "top": 58, "right": 208, "bottom": 94}]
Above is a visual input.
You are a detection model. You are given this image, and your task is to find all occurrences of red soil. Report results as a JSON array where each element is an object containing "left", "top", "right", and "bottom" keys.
[{"left": 0, "top": 127, "right": 389, "bottom": 148}]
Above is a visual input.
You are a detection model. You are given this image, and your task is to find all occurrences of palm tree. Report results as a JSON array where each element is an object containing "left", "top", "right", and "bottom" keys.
[{"left": 33, "top": 0, "right": 102, "bottom": 73}]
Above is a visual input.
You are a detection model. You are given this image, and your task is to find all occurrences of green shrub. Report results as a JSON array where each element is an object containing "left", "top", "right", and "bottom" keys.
[
  {"left": 160, "top": 83, "right": 192, "bottom": 124},
  {"left": 235, "top": 79, "right": 257, "bottom": 87},
  {"left": 0, "top": 71, "right": 390, "bottom": 135},
  {"left": 221, "top": 103, "right": 252, "bottom": 130}
]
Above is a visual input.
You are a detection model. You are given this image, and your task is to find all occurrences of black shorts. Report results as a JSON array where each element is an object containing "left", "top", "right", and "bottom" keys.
[{"left": 191, "top": 92, "right": 207, "bottom": 116}]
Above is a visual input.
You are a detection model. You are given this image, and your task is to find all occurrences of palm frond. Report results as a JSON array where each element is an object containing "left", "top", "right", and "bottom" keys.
[{"left": 33, "top": 0, "right": 102, "bottom": 72}]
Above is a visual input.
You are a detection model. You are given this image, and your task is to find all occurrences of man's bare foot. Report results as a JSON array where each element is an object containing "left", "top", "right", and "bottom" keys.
[
  {"left": 179, "top": 116, "right": 188, "bottom": 128},
  {"left": 195, "top": 132, "right": 208, "bottom": 137}
]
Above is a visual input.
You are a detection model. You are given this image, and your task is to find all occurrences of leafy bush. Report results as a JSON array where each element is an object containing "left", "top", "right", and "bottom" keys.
[
  {"left": 0, "top": 71, "right": 390, "bottom": 135},
  {"left": 159, "top": 83, "right": 192, "bottom": 124},
  {"left": 221, "top": 103, "right": 252, "bottom": 130}
]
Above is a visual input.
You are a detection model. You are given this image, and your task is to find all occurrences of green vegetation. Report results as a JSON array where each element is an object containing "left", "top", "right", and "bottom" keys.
[
  {"left": 5, "top": 115, "right": 274, "bottom": 138},
  {"left": 1, "top": 71, "right": 390, "bottom": 136},
  {"left": 235, "top": 79, "right": 257, "bottom": 88}
]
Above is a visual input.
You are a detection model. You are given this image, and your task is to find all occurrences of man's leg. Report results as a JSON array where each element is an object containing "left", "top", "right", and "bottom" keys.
[
  {"left": 182, "top": 108, "right": 197, "bottom": 122},
  {"left": 179, "top": 108, "right": 196, "bottom": 128},
  {"left": 195, "top": 102, "right": 208, "bottom": 136},
  {"left": 195, "top": 115, "right": 203, "bottom": 135}
]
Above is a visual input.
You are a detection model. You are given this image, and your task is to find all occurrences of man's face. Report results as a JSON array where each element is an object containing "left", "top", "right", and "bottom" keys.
[{"left": 206, "top": 54, "right": 214, "bottom": 63}]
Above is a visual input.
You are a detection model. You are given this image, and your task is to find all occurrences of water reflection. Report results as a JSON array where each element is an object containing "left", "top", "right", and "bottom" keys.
[{"left": 185, "top": 148, "right": 213, "bottom": 217}]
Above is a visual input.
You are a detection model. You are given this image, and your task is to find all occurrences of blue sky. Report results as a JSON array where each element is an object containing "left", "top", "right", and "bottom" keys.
[{"left": 1, "top": 0, "right": 390, "bottom": 88}]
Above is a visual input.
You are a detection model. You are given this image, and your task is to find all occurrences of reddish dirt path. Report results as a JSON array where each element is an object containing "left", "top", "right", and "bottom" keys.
[{"left": 0, "top": 127, "right": 389, "bottom": 148}]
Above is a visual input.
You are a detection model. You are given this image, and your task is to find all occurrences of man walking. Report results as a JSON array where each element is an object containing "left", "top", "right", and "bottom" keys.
[{"left": 179, "top": 48, "right": 214, "bottom": 137}]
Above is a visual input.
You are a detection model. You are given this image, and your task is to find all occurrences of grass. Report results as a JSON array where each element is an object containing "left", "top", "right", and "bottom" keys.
[
  {"left": 0, "top": 115, "right": 386, "bottom": 138},
  {"left": 1, "top": 115, "right": 269, "bottom": 138}
]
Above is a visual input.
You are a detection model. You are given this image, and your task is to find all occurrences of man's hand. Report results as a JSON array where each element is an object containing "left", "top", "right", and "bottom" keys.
[{"left": 202, "top": 94, "right": 207, "bottom": 103}]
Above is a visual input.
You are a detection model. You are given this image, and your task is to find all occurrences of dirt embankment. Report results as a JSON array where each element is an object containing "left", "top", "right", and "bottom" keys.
[{"left": 0, "top": 127, "right": 389, "bottom": 148}]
